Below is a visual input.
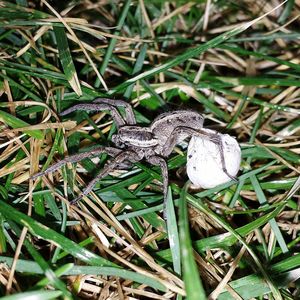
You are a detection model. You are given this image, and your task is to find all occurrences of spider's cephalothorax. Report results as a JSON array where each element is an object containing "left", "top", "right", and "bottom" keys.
[
  {"left": 32, "top": 98, "right": 232, "bottom": 221},
  {"left": 112, "top": 110, "right": 205, "bottom": 159}
]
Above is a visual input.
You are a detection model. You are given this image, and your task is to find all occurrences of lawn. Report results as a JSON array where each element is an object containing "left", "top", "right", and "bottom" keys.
[{"left": 0, "top": 0, "right": 300, "bottom": 299}]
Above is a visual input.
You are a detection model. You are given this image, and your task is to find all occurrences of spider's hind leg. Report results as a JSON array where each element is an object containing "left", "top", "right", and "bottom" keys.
[{"left": 31, "top": 147, "right": 122, "bottom": 179}]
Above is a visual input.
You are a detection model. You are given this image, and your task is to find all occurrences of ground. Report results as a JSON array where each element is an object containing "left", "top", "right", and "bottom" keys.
[{"left": 0, "top": 1, "right": 300, "bottom": 299}]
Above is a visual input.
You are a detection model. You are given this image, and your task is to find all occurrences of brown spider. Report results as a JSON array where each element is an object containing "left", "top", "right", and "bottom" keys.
[{"left": 32, "top": 98, "right": 234, "bottom": 220}]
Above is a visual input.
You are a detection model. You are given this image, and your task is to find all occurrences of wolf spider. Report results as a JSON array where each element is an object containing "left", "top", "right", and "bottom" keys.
[{"left": 33, "top": 98, "right": 234, "bottom": 220}]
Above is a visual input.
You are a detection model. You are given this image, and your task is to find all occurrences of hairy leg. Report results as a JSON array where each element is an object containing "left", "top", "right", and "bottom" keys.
[
  {"left": 71, "top": 150, "right": 139, "bottom": 204},
  {"left": 147, "top": 156, "right": 169, "bottom": 222},
  {"left": 31, "top": 147, "right": 122, "bottom": 179},
  {"left": 60, "top": 103, "right": 126, "bottom": 128},
  {"left": 93, "top": 98, "right": 136, "bottom": 125},
  {"left": 161, "top": 126, "right": 236, "bottom": 181}
]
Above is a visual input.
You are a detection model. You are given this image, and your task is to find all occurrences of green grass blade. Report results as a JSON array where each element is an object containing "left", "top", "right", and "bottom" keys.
[
  {"left": 0, "top": 291, "right": 63, "bottom": 300},
  {"left": 53, "top": 26, "right": 82, "bottom": 96},
  {"left": 179, "top": 184, "right": 206, "bottom": 299},
  {"left": 95, "top": 0, "right": 131, "bottom": 87},
  {"left": 188, "top": 195, "right": 284, "bottom": 299},
  {"left": 24, "top": 236, "right": 72, "bottom": 298},
  {"left": 0, "top": 256, "right": 166, "bottom": 292},
  {"left": 250, "top": 175, "right": 289, "bottom": 255},
  {"left": 0, "top": 200, "right": 116, "bottom": 267},
  {"left": 0, "top": 110, "right": 43, "bottom": 139},
  {"left": 166, "top": 187, "right": 181, "bottom": 275},
  {"left": 109, "top": 5, "right": 286, "bottom": 94}
]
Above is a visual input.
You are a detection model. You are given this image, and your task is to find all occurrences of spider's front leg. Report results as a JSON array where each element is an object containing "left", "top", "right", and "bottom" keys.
[
  {"left": 60, "top": 103, "right": 126, "bottom": 129},
  {"left": 146, "top": 156, "right": 169, "bottom": 222},
  {"left": 93, "top": 98, "right": 136, "bottom": 125}
]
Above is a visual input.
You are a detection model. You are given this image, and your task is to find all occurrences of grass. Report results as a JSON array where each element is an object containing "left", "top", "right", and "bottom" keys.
[{"left": 0, "top": 0, "right": 300, "bottom": 299}]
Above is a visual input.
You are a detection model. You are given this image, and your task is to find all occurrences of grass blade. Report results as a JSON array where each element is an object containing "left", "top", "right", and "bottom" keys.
[
  {"left": 0, "top": 200, "right": 116, "bottom": 267},
  {"left": 53, "top": 26, "right": 82, "bottom": 96},
  {"left": 166, "top": 187, "right": 181, "bottom": 275},
  {"left": 109, "top": 2, "right": 287, "bottom": 94},
  {"left": 0, "top": 110, "right": 43, "bottom": 139},
  {"left": 179, "top": 184, "right": 206, "bottom": 299}
]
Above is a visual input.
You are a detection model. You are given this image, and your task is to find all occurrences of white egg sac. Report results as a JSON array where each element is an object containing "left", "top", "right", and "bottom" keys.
[{"left": 186, "top": 129, "right": 241, "bottom": 189}]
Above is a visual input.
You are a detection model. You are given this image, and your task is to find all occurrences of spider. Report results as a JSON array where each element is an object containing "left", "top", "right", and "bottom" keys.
[{"left": 32, "top": 98, "right": 234, "bottom": 220}]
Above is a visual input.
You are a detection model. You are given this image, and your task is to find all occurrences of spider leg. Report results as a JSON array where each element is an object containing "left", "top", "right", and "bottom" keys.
[
  {"left": 146, "top": 156, "right": 169, "bottom": 223},
  {"left": 210, "top": 134, "right": 237, "bottom": 182},
  {"left": 161, "top": 126, "right": 236, "bottom": 181},
  {"left": 60, "top": 103, "right": 125, "bottom": 129},
  {"left": 93, "top": 98, "right": 136, "bottom": 125},
  {"left": 71, "top": 150, "right": 139, "bottom": 204},
  {"left": 31, "top": 147, "right": 122, "bottom": 179}
]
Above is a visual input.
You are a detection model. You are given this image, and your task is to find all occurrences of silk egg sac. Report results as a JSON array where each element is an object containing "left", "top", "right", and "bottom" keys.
[{"left": 186, "top": 129, "right": 241, "bottom": 189}]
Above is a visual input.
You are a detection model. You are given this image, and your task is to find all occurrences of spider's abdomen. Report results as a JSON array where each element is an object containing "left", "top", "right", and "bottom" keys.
[
  {"left": 151, "top": 110, "right": 204, "bottom": 141},
  {"left": 116, "top": 126, "right": 158, "bottom": 147}
]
